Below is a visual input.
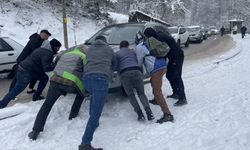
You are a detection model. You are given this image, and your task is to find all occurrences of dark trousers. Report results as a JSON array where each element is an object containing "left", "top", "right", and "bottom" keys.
[
  {"left": 242, "top": 32, "right": 246, "bottom": 39},
  {"left": 120, "top": 70, "right": 150, "bottom": 113},
  {"left": 32, "top": 81, "right": 85, "bottom": 132},
  {"left": 166, "top": 54, "right": 186, "bottom": 99},
  {"left": 9, "top": 72, "right": 48, "bottom": 99},
  {"left": 0, "top": 68, "right": 31, "bottom": 108},
  {"left": 29, "top": 78, "right": 37, "bottom": 89}
]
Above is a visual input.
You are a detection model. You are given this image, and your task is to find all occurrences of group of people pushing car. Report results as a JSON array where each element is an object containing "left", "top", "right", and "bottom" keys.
[{"left": 0, "top": 27, "right": 187, "bottom": 150}]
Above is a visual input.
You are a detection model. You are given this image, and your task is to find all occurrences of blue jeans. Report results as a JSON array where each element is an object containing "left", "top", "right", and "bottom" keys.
[
  {"left": 0, "top": 68, "right": 31, "bottom": 108},
  {"left": 81, "top": 73, "right": 109, "bottom": 145}
]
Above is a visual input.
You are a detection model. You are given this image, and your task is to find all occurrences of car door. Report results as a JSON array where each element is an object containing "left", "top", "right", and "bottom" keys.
[
  {"left": 179, "top": 28, "right": 185, "bottom": 44},
  {"left": 0, "top": 38, "right": 16, "bottom": 72}
]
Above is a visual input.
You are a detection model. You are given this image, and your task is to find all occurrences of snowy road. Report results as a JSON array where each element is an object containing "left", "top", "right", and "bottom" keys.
[{"left": 1, "top": 34, "right": 249, "bottom": 150}]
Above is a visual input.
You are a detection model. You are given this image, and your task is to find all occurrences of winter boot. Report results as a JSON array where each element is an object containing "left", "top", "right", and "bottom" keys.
[
  {"left": 28, "top": 130, "right": 40, "bottom": 140},
  {"left": 136, "top": 110, "right": 145, "bottom": 121},
  {"left": 78, "top": 144, "right": 103, "bottom": 150},
  {"left": 156, "top": 113, "right": 174, "bottom": 124},
  {"left": 32, "top": 95, "right": 45, "bottom": 101},
  {"left": 174, "top": 98, "right": 187, "bottom": 106},
  {"left": 167, "top": 93, "right": 179, "bottom": 99},
  {"left": 145, "top": 107, "right": 154, "bottom": 121},
  {"left": 149, "top": 98, "right": 159, "bottom": 105}
]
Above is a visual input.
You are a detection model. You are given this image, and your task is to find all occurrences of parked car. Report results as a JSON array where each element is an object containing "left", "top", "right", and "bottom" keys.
[
  {"left": 209, "top": 26, "right": 218, "bottom": 35},
  {"left": 186, "top": 26, "right": 203, "bottom": 43},
  {"left": 167, "top": 26, "right": 189, "bottom": 47},
  {"left": 84, "top": 22, "right": 170, "bottom": 91},
  {"left": 201, "top": 27, "right": 209, "bottom": 40},
  {"left": 0, "top": 37, "right": 23, "bottom": 77}
]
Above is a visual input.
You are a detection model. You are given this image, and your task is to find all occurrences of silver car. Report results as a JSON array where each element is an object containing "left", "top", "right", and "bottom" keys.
[{"left": 84, "top": 22, "right": 170, "bottom": 92}]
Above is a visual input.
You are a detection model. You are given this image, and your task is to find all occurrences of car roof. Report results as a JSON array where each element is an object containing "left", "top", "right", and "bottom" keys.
[
  {"left": 101, "top": 21, "right": 169, "bottom": 29},
  {"left": 187, "top": 26, "right": 201, "bottom": 28}
]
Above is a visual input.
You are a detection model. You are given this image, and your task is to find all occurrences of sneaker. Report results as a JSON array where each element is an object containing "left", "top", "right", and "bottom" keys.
[
  {"left": 27, "top": 89, "right": 36, "bottom": 94},
  {"left": 136, "top": 110, "right": 145, "bottom": 121},
  {"left": 33, "top": 95, "right": 45, "bottom": 101},
  {"left": 78, "top": 144, "right": 103, "bottom": 150},
  {"left": 156, "top": 113, "right": 174, "bottom": 124},
  {"left": 145, "top": 107, "right": 154, "bottom": 121},
  {"left": 149, "top": 99, "right": 159, "bottom": 105},
  {"left": 28, "top": 130, "right": 40, "bottom": 140},
  {"left": 174, "top": 99, "right": 187, "bottom": 106},
  {"left": 12, "top": 97, "right": 18, "bottom": 101},
  {"left": 167, "top": 94, "right": 179, "bottom": 99}
]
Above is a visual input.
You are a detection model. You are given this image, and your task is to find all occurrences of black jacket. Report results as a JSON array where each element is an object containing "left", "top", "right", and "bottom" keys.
[
  {"left": 157, "top": 32, "right": 184, "bottom": 62},
  {"left": 20, "top": 40, "right": 56, "bottom": 74},
  {"left": 241, "top": 26, "right": 247, "bottom": 33},
  {"left": 16, "top": 33, "right": 44, "bottom": 63}
]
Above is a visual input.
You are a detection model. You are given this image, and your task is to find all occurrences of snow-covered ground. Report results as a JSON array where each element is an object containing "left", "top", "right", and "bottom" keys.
[
  {"left": 0, "top": 2, "right": 128, "bottom": 49},
  {"left": 0, "top": 34, "right": 250, "bottom": 150}
]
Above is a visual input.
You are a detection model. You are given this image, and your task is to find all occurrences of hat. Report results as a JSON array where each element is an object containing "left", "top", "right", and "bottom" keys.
[
  {"left": 144, "top": 28, "right": 157, "bottom": 38},
  {"left": 40, "top": 29, "right": 52, "bottom": 36},
  {"left": 50, "top": 39, "right": 62, "bottom": 47}
]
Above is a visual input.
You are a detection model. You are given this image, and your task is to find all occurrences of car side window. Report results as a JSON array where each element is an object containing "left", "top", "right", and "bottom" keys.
[
  {"left": 180, "top": 28, "right": 184, "bottom": 34},
  {"left": 0, "top": 39, "right": 13, "bottom": 52},
  {"left": 182, "top": 28, "right": 186, "bottom": 33}
]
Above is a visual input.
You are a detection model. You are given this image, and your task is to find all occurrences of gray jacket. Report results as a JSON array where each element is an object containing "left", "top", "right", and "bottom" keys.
[
  {"left": 84, "top": 40, "right": 116, "bottom": 79},
  {"left": 115, "top": 48, "right": 140, "bottom": 73},
  {"left": 51, "top": 48, "right": 86, "bottom": 92}
]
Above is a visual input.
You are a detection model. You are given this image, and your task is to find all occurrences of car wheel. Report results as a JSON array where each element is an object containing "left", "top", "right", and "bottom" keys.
[
  {"left": 185, "top": 39, "right": 189, "bottom": 47},
  {"left": 7, "top": 64, "right": 18, "bottom": 79},
  {"left": 177, "top": 39, "right": 181, "bottom": 46},
  {"left": 121, "top": 86, "right": 128, "bottom": 97}
]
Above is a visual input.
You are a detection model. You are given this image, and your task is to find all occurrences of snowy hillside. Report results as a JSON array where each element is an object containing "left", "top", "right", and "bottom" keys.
[
  {"left": 0, "top": 1, "right": 128, "bottom": 48},
  {"left": 1, "top": 34, "right": 250, "bottom": 150}
]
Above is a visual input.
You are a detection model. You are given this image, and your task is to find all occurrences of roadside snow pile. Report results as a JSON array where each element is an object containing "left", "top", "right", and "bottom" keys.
[{"left": 0, "top": 34, "right": 250, "bottom": 150}]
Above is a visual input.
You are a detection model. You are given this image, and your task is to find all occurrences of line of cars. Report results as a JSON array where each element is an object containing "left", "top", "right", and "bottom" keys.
[{"left": 167, "top": 25, "right": 219, "bottom": 47}]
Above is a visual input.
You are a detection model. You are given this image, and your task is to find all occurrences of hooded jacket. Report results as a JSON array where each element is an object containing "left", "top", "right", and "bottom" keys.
[
  {"left": 16, "top": 33, "right": 44, "bottom": 64},
  {"left": 20, "top": 40, "right": 56, "bottom": 74},
  {"left": 84, "top": 40, "right": 116, "bottom": 79},
  {"left": 157, "top": 32, "right": 184, "bottom": 62}
]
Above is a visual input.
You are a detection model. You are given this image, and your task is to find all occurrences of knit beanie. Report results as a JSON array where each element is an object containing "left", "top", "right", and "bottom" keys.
[{"left": 50, "top": 39, "right": 62, "bottom": 47}]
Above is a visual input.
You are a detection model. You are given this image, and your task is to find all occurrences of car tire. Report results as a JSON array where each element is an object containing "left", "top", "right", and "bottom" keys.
[
  {"left": 7, "top": 64, "right": 18, "bottom": 79},
  {"left": 185, "top": 39, "right": 189, "bottom": 47},
  {"left": 121, "top": 86, "right": 128, "bottom": 97},
  {"left": 177, "top": 39, "right": 181, "bottom": 46}
]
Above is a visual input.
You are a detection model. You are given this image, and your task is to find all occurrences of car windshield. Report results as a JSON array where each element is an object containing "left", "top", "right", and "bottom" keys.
[
  {"left": 187, "top": 27, "right": 200, "bottom": 32},
  {"left": 168, "top": 27, "right": 178, "bottom": 34},
  {"left": 86, "top": 24, "right": 144, "bottom": 45}
]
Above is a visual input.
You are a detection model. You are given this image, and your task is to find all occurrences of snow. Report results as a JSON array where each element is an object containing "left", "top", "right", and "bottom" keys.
[
  {"left": 108, "top": 12, "right": 129, "bottom": 24},
  {"left": 1, "top": 34, "right": 250, "bottom": 150},
  {"left": 0, "top": 3, "right": 101, "bottom": 49}
]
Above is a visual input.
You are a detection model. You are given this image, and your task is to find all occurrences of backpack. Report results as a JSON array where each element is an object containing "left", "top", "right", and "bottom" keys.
[{"left": 145, "top": 37, "right": 170, "bottom": 57}]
